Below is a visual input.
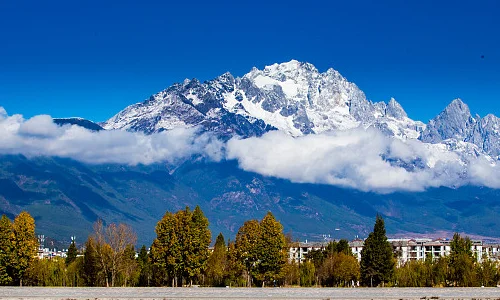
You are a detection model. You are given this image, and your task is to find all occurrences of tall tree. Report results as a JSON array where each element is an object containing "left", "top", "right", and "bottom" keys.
[
  {"left": 206, "top": 233, "right": 227, "bottom": 286},
  {"left": 0, "top": 215, "right": 14, "bottom": 285},
  {"left": 448, "top": 233, "right": 475, "bottom": 286},
  {"left": 66, "top": 240, "right": 78, "bottom": 266},
  {"left": 137, "top": 245, "right": 151, "bottom": 286},
  {"left": 150, "top": 211, "right": 181, "bottom": 286},
  {"left": 255, "top": 212, "right": 287, "bottom": 287},
  {"left": 82, "top": 237, "right": 100, "bottom": 287},
  {"left": 360, "top": 215, "right": 395, "bottom": 287},
  {"left": 93, "top": 220, "right": 137, "bottom": 287},
  {"left": 234, "top": 219, "right": 260, "bottom": 287},
  {"left": 12, "top": 211, "right": 37, "bottom": 286},
  {"left": 185, "top": 205, "right": 211, "bottom": 285}
]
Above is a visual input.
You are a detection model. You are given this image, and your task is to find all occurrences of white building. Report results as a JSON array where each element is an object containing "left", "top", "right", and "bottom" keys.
[{"left": 288, "top": 238, "right": 498, "bottom": 265}]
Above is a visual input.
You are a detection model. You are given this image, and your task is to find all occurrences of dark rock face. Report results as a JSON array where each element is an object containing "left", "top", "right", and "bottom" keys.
[{"left": 53, "top": 118, "right": 104, "bottom": 131}]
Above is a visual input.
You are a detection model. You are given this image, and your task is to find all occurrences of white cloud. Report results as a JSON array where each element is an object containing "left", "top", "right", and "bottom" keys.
[
  {"left": 2, "top": 107, "right": 500, "bottom": 193},
  {"left": 225, "top": 129, "right": 491, "bottom": 193},
  {"left": 0, "top": 108, "right": 222, "bottom": 165}
]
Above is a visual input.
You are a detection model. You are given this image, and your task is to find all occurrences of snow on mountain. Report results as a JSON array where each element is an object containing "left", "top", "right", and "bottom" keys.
[
  {"left": 102, "top": 60, "right": 423, "bottom": 140},
  {"left": 420, "top": 99, "right": 500, "bottom": 159},
  {"left": 101, "top": 59, "right": 500, "bottom": 170},
  {"left": 420, "top": 99, "right": 477, "bottom": 143}
]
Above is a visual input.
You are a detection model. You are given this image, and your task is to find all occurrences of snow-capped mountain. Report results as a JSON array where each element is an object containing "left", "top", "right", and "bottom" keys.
[
  {"left": 102, "top": 59, "right": 500, "bottom": 161},
  {"left": 102, "top": 60, "right": 423, "bottom": 139},
  {"left": 420, "top": 99, "right": 500, "bottom": 159}
]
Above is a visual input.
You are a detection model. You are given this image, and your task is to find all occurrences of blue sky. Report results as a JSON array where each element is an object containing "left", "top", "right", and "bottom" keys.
[{"left": 0, "top": 0, "right": 498, "bottom": 122}]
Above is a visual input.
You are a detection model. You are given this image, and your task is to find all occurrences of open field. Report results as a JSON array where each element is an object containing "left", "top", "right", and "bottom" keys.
[{"left": 1, "top": 287, "right": 500, "bottom": 300}]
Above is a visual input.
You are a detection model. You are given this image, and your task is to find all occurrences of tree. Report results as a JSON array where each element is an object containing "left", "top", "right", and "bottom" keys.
[
  {"left": 82, "top": 237, "right": 100, "bottom": 287},
  {"left": 360, "top": 215, "right": 395, "bottom": 287},
  {"left": 184, "top": 206, "right": 211, "bottom": 285},
  {"left": 151, "top": 211, "right": 181, "bottom": 286},
  {"left": 234, "top": 219, "right": 260, "bottom": 287},
  {"left": 0, "top": 215, "right": 14, "bottom": 285},
  {"left": 66, "top": 240, "right": 78, "bottom": 266},
  {"left": 282, "top": 259, "right": 300, "bottom": 286},
  {"left": 151, "top": 206, "right": 211, "bottom": 286},
  {"left": 225, "top": 240, "right": 246, "bottom": 287},
  {"left": 476, "top": 257, "right": 498, "bottom": 287},
  {"left": 255, "top": 212, "right": 287, "bottom": 287},
  {"left": 12, "top": 211, "right": 38, "bottom": 286},
  {"left": 206, "top": 233, "right": 227, "bottom": 286},
  {"left": 93, "top": 220, "right": 137, "bottom": 287},
  {"left": 448, "top": 233, "right": 475, "bottom": 286},
  {"left": 137, "top": 245, "right": 151, "bottom": 286},
  {"left": 121, "top": 244, "right": 139, "bottom": 286},
  {"left": 300, "top": 260, "right": 315, "bottom": 287}
]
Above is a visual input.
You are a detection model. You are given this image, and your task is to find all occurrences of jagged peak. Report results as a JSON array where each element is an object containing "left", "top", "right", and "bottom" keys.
[
  {"left": 444, "top": 98, "right": 470, "bottom": 115},
  {"left": 214, "top": 71, "right": 235, "bottom": 82},
  {"left": 386, "top": 97, "right": 408, "bottom": 119},
  {"left": 245, "top": 59, "right": 320, "bottom": 78}
]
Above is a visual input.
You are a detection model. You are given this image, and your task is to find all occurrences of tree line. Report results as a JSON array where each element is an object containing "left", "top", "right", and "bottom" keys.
[{"left": 0, "top": 210, "right": 499, "bottom": 287}]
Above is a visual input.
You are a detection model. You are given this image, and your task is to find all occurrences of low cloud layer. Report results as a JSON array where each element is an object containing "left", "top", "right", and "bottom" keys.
[
  {"left": 0, "top": 109, "right": 223, "bottom": 165},
  {"left": 226, "top": 129, "right": 500, "bottom": 193},
  {"left": 2, "top": 107, "right": 500, "bottom": 193}
]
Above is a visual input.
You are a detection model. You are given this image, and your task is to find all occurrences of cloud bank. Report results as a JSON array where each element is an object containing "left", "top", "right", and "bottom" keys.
[
  {"left": 0, "top": 109, "right": 223, "bottom": 165},
  {"left": 2, "top": 107, "right": 500, "bottom": 193},
  {"left": 225, "top": 129, "right": 500, "bottom": 193}
]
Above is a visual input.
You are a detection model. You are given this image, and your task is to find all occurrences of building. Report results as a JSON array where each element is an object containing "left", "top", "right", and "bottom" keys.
[{"left": 288, "top": 238, "right": 499, "bottom": 265}]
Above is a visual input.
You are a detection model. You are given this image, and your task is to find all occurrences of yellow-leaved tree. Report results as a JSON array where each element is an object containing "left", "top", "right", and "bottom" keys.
[{"left": 12, "top": 211, "right": 37, "bottom": 287}]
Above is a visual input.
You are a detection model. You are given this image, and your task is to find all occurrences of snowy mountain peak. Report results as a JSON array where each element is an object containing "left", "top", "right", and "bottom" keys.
[
  {"left": 445, "top": 98, "right": 471, "bottom": 116},
  {"left": 103, "top": 60, "right": 429, "bottom": 139},
  {"left": 386, "top": 98, "right": 408, "bottom": 120},
  {"left": 420, "top": 98, "right": 475, "bottom": 144}
]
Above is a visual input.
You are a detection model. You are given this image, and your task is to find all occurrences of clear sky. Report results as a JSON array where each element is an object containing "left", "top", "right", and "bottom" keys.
[{"left": 0, "top": 0, "right": 498, "bottom": 123}]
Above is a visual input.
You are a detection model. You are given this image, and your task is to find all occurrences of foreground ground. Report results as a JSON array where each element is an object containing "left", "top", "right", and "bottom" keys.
[{"left": 1, "top": 287, "right": 500, "bottom": 300}]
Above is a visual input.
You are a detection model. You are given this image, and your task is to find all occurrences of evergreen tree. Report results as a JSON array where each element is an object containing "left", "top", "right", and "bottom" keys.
[
  {"left": 12, "top": 211, "right": 37, "bottom": 286},
  {"left": 0, "top": 215, "right": 13, "bottom": 285},
  {"left": 66, "top": 240, "right": 78, "bottom": 266},
  {"left": 360, "top": 215, "right": 395, "bottom": 287},
  {"left": 82, "top": 237, "right": 100, "bottom": 286},
  {"left": 206, "top": 233, "right": 227, "bottom": 286},
  {"left": 255, "top": 211, "right": 287, "bottom": 287},
  {"left": 336, "top": 239, "right": 351, "bottom": 256},
  {"left": 137, "top": 245, "right": 151, "bottom": 286}
]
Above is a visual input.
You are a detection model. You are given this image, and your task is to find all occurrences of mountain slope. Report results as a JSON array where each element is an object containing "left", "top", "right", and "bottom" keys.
[
  {"left": 102, "top": 60, "right": 424, "bottom": 140},
  {"left": 53, "top": 118, "right": 104, "bottom": 131},
  {"left": 2, "top": 155, "right": 500, "bottom": 246},
  {"left": 420, "top": 99, "right": 500, "bottom": 158}
]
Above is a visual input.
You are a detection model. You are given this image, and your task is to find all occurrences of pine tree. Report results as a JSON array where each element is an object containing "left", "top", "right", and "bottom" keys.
[
  {"left": 66, "top": 240, "right": 78, "bottom": 266},
  {"left": 206, "top": 233, "right": 227, "bottom": 286},
  {"left": 255, "top": 211, "right": 286, "bottom": 287},
  {"left": 12, "top": 211, "right": 37, "bottom": 286},
  {"left": 360, "top": 215, "right": 395, "bottom": 287},
  {"left": 0, "top": 215, "right": 14, "bottom": 285},
  {"left": 137, "top": 245, "right": 151, "bottom": 286},
  {"left": 82, "top": 237, "right": 100, "bottom": 286}
]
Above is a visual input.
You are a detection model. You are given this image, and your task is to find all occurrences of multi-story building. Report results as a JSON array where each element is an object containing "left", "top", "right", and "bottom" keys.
[{"left": 288, "top": 238, "right": 499, "bottom": 265}]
